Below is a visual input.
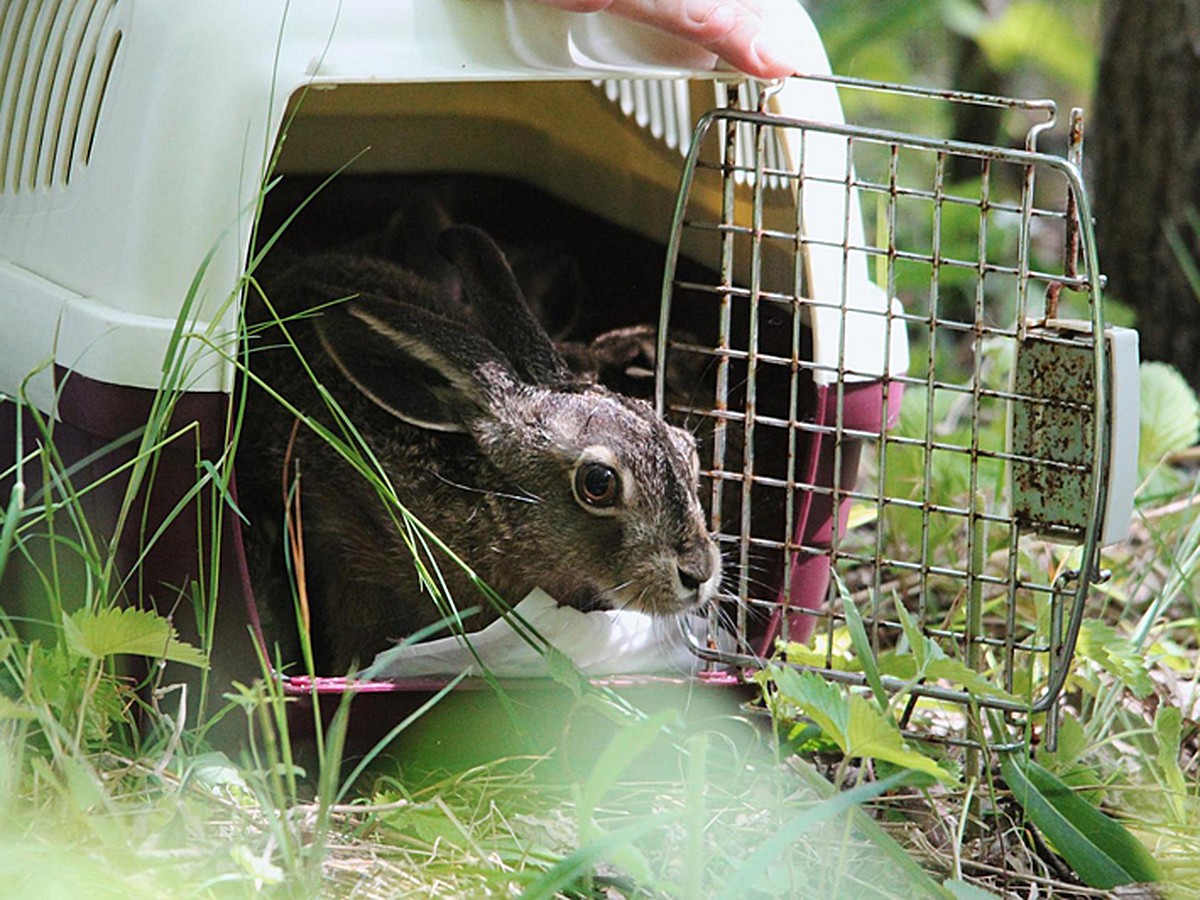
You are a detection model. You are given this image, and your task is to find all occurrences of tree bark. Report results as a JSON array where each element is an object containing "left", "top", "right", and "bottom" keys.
[
  {"left": 1093, "top": 0, "right": 1200, "bottom": 386},
  {"left": 947, "top": 4, "right": 1010, "bottom": 183}
]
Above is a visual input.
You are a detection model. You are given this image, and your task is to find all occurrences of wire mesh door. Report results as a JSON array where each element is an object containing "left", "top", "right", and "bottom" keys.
[{"left": 657, "top": 77, "right": 1117, "bottom": 748}]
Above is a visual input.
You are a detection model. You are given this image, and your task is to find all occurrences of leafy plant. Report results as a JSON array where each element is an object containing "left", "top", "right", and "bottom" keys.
[
  {"left": 1137, "top": 360, "right": 1200, "bottom": 499},
  {"left": 761, "top": 664, "right": 954, "bottom": 785},
  {"left": 998, "top": 744, "right": 1162, "bottom": 889}
]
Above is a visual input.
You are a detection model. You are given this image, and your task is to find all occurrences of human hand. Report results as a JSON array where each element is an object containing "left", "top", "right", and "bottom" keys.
[{"left": 529, "top": 0, "right": 807, "bottom": 79}]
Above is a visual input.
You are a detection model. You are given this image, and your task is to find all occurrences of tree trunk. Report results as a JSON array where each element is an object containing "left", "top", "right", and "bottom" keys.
[
  {"left": 947, "top": 6, "right": 1009, "bottom": 183},
  {"left": 1093, "top": 0, "right": 1200, "bottom": 386}
]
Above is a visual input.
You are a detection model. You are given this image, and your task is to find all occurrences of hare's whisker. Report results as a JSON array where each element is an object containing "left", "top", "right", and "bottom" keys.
[{"left": 431, "top": 472, "right": 540, "bottom": 504}]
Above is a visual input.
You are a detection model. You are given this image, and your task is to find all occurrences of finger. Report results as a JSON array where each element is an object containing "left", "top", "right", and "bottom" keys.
[
  {"left": 531, "top": 0, "right": 618, "bottom": 10},
  {"left": 604, "top": 0, "right": 807, "bottom": 78}
]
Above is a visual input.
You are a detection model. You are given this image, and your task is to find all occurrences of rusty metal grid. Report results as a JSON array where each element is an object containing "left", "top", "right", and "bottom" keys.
[{"left": 656, "top": 78, "right": 1109, "bottom": 748}]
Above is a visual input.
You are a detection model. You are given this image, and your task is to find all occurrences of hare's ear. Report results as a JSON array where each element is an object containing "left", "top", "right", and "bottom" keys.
[
  {"left": 378, "top": 188, "right": 459, "bottom": 289},
  {"left": 437, "top": 225, "right": 572, "bottom": 386},
  {"left": 314, "top": 295, "right": 512, "bottom": 433}
]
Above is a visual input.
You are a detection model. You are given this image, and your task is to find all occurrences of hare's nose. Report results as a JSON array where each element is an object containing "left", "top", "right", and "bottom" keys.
[
  {"left": 677, "top": 565, "right": 704, "bottom": 592},
  {"left": 677, "top": 552, "right": 714, "bottom": 592}
]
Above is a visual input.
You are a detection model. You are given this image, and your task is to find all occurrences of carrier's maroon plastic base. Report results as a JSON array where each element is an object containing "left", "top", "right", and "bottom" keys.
[
  {"left": 0, "top": 370, "right": 268, "bottom": 742},
  {"left": 758, "top": 380, "right": 904, "bottom": 654},
  {"left": 0, "top": 369, "right": 229, "bottom": 619}
]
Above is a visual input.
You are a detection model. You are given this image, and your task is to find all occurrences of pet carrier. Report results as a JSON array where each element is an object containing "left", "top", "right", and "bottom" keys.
[
  {"left": 655, "top": 81, "right": 1140, "bottom": 748},
  {"left": 0, "top": 1, "right": 1137, "bottom": 750}
]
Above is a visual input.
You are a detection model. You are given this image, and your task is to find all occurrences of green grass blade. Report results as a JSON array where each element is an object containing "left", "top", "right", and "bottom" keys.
[
  {"left": 713, "top": 769, "right": 914, "bottom": 899},
  {"left": 518, "top": 812, "right": 676, "bottom": 900},
  {"left": 837, "top": 574, "right": 889, "bottom": 711},
  {"left": 0, "top": 479, "right": 23, "bottom": 587}
]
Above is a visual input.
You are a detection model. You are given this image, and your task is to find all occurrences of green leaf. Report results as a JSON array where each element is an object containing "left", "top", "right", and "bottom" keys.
[
  {"left": 185, "top": 751, "right": 257, "bottom": 807},
  {"left": 1153, "top": 706, "right": 1189, "bottom": 824},
  {"left": 944, "top": 878, "right": 1001, "bottom": 899},
  {"left": 838, "top": 579, "right": 888, "bottom": 711},
  {"left": 844, "top": 695, "right": 953, "bottom": 782},
  {"left": 780, "top": 639, "right": 859, "bottom": 672},
  {"left": 999, "top": 749, "right": 1162, "bottom": 889},
  {"left": 0, "top": 694, "right": 36, "bottom": 721},
  {"left": 1139, "top": 361, "right": 1199, "bottom": 482},
  {"left": 770, "top": 667, "right": 954, "bottom": 783},
  {"left": 881, "top": 607, "right": 1017, "bottom": 701},
  {"left": 64, "top": 607, "right": 208, "bottom": 669},
  {"left": 770, "top": 667, "right": 849, "bottom": 747},
  {"left": 1034, "top": 714, "right": 1106, "bottom": 804},
  {"left": 1075, "top": 620, "right": 1154, "bottom": 699},
  {"left": 1046, "top": 712, "right": 1088, "bottom": 769}
]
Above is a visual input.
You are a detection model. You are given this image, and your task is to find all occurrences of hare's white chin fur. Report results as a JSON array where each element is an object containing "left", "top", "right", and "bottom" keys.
[{"left": 688, "top": 569, "right": 721, "bottom": 608}]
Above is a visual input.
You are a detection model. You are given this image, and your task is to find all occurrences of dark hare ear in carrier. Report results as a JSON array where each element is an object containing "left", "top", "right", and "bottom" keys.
[
  {"left": 436, "top": 224, "right": 572, "bottom": 386},
  {"left": 314, "top": 295, "right": 516, "bottom": 434}
]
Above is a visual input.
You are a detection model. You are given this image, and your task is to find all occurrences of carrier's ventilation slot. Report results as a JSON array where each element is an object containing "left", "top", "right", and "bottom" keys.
[
  {"left": 595, "top": 78, "right": 692, "bottom": 154},
  {"left": 0, "top": 0, "right": 122, "bottom": 194},
  {"left": 595, "top": 78, "right": 790, "bottom": 188}
]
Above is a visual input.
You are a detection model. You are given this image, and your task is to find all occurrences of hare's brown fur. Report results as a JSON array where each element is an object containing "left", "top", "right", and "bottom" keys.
[{"left": 241, "top": 225, "right": 720, "bottom": 673}]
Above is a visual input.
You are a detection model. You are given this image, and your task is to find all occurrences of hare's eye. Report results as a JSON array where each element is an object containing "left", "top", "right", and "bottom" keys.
[{"left": 574, "top": 463, "right": 620, "bottom": 509}]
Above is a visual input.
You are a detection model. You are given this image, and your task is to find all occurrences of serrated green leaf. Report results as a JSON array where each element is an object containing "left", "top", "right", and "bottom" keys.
[
  {"left": 1076, "top": 620, "right": 1154, "bottom": 698},
  {"left": 1139, "top": 361, "right": 1200, "bottom": 481},
  {"left": 1153, "top": 706, "right": 1188, "bottom": 822},
  {"left": 844, "top": 695, "right": 954, "bottom": 782},
  {"left": 770, "top": 667, "right": 954, "bottom": 783},
  {"left": 999, "top": 748, "right": 1162, "bottom": 889},
  {"left": 64, "top": 607, "right": 208, "bottom": 669},
  {"left": 770, "top": 667, "right": 850, "bottom": 748}
]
